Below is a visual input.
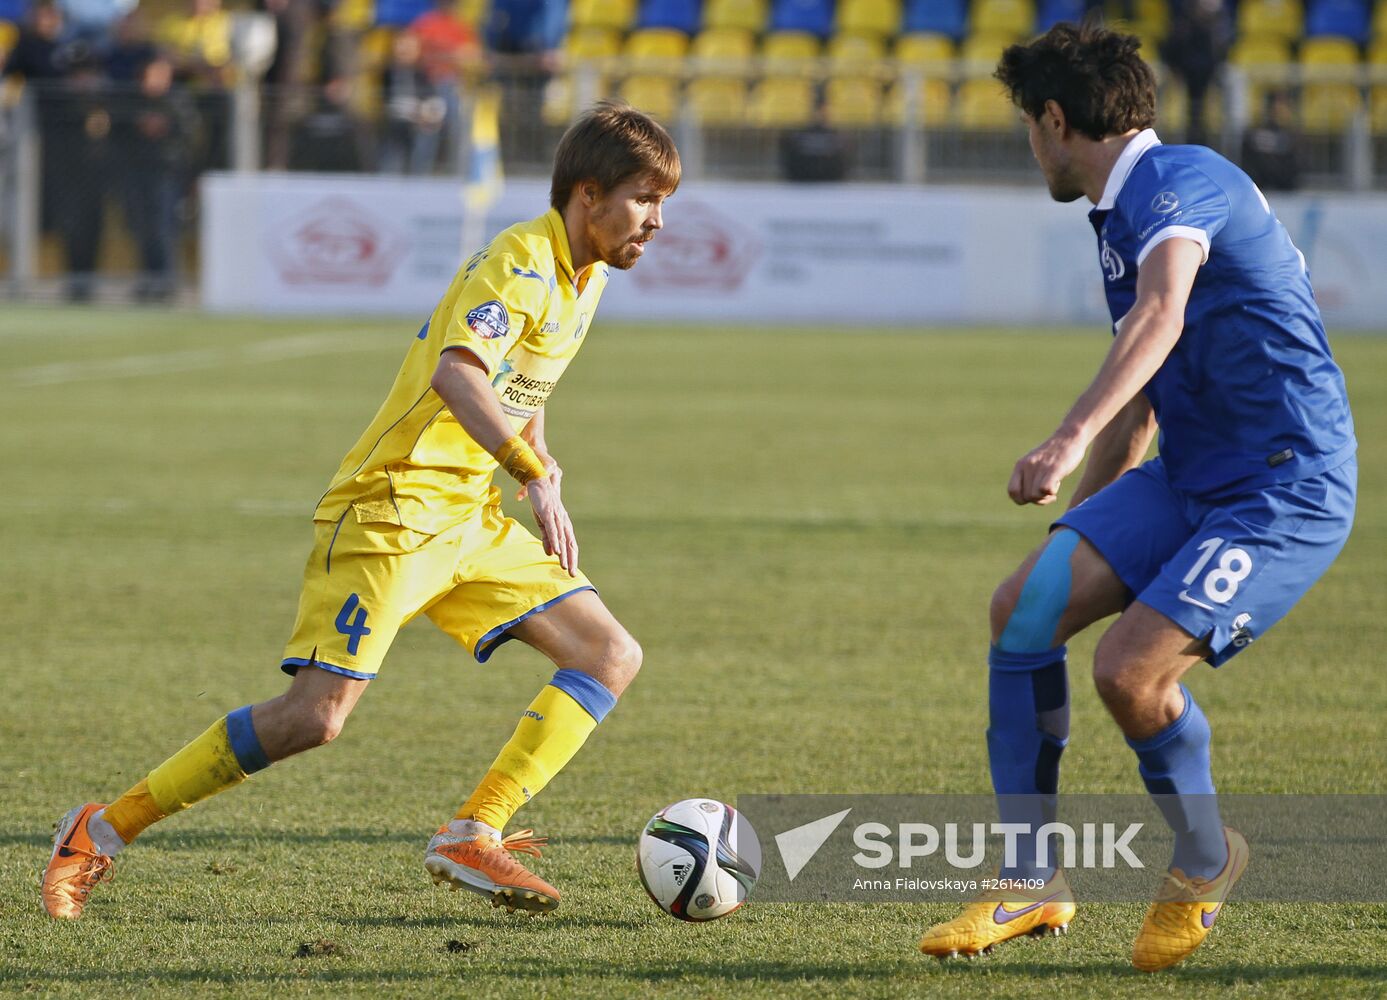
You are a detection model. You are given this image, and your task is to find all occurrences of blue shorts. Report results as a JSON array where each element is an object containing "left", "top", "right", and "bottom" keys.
[{"left": 1055, "top": 457, "right": 1357, "bottom": 666}]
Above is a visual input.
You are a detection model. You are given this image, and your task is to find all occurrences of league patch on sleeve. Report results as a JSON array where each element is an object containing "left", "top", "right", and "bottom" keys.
[{"left": 465, "top": 300, "right": 510, "bottom": 340}]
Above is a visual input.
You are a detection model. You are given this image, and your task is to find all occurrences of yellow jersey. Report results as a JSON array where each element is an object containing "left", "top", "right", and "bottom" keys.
[{"left": 315, "top": 208, "right": 608, "bottom": 534}]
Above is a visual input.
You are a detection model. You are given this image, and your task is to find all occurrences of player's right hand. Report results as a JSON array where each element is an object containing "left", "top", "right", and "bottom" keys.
[
  {"left": 1008, "top": 430, "right": 1087, "bottom": 506},
  {"left": 526, "top": 476, "right": 579, "bottom": 576}
]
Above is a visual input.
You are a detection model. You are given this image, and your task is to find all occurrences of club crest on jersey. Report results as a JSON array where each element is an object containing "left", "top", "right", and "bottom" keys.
[
  {"left": 1101, "top": 240, "right": 1126, "bottom": 282},
  {"left": 1151, "top": 191, "right": 1181, "bottom": 214},
  {"left": 466, "top": 300, "right": 509, "bottom": 340}
]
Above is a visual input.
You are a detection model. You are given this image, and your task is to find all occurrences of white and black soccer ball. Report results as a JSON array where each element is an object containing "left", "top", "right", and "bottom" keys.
[{"left": 637, "top": 798, "right": 761, "bottom": 921}]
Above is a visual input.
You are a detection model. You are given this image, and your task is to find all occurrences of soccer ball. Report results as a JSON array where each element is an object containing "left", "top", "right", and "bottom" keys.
[{"left": 637, "top": 798, "right": 761, "bottom": 921}]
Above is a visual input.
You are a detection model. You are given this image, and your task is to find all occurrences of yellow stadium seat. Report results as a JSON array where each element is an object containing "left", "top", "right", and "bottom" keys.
[
  {"left": 1230, "top": 34, "right": 1293, "bottom": 70},
  {"left": 688, "top": 76, "right": 749, "bottom": 124},
  {"left": 1374, "top": 0, "right": 1387, "bottom": 39},
  {"left": 960, "top": 32, "right": 1019, "bottom": 67},
  {"left": 1157, "top": 82, "right": 1223, "bottom": 132},
  {"left": 692, "top": 28, "right": 756, "bottom": 62},
  {"left": 1301, "top": 82, "right": 1363, "bottom": 131},
  {"left": 955, "top": 77, "right": 1016, "bottom": 129},
  {"left": 972, "top": 0, "right": 1035, "bottom": 38},
  {"left": 1371, "top": 85, "right": 1387, "bottom": 132},
  {"left": 885, "top": 77, "right": 953, "bottom": 124},
  {"left": 1122, "top": 0, "right": 1169, "bottom": 40},
  {"left": 1371, "top": 36, "right": 1387, "bottom": 63},
  {"left": 895, "top": 32, "right": 954, "bottom": 67},
  {"left": 828, "top": 33, "right": 887, "bottom": 73},
  {"left": 748, "top": 76, "right": 816, "bottom": 125},
  {"left": 826, "top": 76, "right": 884, "bottom": 125},
  {"left": 570, "top": 0, "right": 637, "bottom": 32},
  {"left": 626, "top": 27, "right": 690, "bottom": 60},
  {"left": 1300, "top": 36, "right": 1361, "bottom": 88},
  {"left": 566, "top": 27, "right": 622, "bottom": 63},
  {"left": 835, "top": 0, "right": 902, "bottom": 39},
  {"left": 763, "top": 30, "right": 821, "bottom": 75},
  {"left": 704, "top": 0, "right": 768, "bottom": 33},
  {"left": 620, "top": 74, "right": 682, "bottom": 121},
  {"left": 1236, "top": 0, "right": 1303, "bottom": 44}
]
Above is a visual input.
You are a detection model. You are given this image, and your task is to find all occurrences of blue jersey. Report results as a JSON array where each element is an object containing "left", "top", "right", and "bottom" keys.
[{"left": 1089, "top": 130, "right": 1356, "bottom": 497}]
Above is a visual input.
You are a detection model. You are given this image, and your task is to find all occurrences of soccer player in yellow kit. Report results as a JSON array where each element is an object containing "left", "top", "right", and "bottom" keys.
[{"left": 42, "top": 101, "right": 680, "bottom": 919}]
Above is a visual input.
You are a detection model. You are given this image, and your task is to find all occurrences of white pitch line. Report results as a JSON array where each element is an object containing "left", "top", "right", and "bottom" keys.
[{"left": 5, "top": 331, "right": 393, "bottom": 388}]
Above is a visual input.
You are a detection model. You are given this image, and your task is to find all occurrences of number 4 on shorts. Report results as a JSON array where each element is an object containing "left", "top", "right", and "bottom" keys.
[{"left": 335, "top": 593, "right": 372, "bottom": 655}]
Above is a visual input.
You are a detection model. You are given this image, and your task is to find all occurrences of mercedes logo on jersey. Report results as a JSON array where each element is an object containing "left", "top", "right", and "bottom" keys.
[{"left": 1150, "top": 191, "right": 1181, "bottom": 214}]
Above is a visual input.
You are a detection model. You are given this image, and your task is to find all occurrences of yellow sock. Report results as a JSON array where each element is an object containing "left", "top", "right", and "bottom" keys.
[
  {"left": 102, "top": 706, "right": 271, "bottom": 844},
  {"left": 457, "top": 674, "right": 614, "bottom": 831}
]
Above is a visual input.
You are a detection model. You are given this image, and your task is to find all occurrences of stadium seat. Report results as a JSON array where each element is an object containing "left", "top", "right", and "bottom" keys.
[
  {"left": 1305, "top": 0, "right": 1371, "bottom": 45},
  {"left": 1300, "top": 81, "right": 1363, "bottom": 130},
  {"left": 1158, "top": 81, "right": 1224, "bottom": 133},
  {"left": 895, "top": 32, "right": 954, "bottom": 65},
  {"left": 748, "top": 75, "right": 816, "bottom": 124},
  {"left": 687, "top": 76, "right": 750, "bottom": 123},
  {"left": 763, "top": 30, "right": 822, "bottom": 74},
  {"left": 770, "top": 0, "right": 835, "bottom": 38},
  {"left": 620, "top": 73, "right": 682, "bottom": 120},
  {"left": 638, "top": 0, "right": 701, "bottom": 34},
  {"left": 836, "top": 0, "right": 903, "bottom": 39},
  {"left": 885, "top": 77, "right": 953, "bottom": 124},
  {"left": 1371, "top": 34, "right": 1387, "bottom": 63},
  {"left": 691, "top": 27, "right": 757, "bottom": 69},
  {"left": 828, "top": 32, "right": 888, "bottom": 72},
  {"left": 972, "top": 0, "right": 1036, "bottom": 38},
  {"left": 625, "top": 26, "right": 691, "bottom": 70},
  {"left": 826, "top": 76, "right": 885, "bottom": 125},
  {"left": 960, "top": 32, "right": 1019, "bottom": 68},
  {"left": 570, "top": 0, "right": 638, "bottom": 32},
  {"left": 1128, "top": 0, "right": 1169, "bottom": 40},
  {"left": 0, "top": 19, "right": 15, "bottom": 58},
  {"left": 566, "top": 27, "right": 624, "bottom": 63},
  {"left": 955, "top": 77, "right": 1016, "bottom": 128},
  {"left": 1374, "top": 0, "right": 1387, "bottom": 38},
  {"left": 1036, "top": 0, "right": 1085, "bottom": 31},
  {"left": 903, "top": 0, "right": 967, "bottom": 39},
  {"left": 1371, "top": 84, "right": 1387, "bottom": 132},
  {"left": 1229, "top": 35, "right": 1294, "bottom": 121},
  {"left": 704, "top": 0, "right": 769, "bottom": 32},
  {"left": 1236, "top": 0, "right": 1305, "bottom": 44},
  {"left": 1300, "top": 35, "right": 1362, "bottom": 82}
]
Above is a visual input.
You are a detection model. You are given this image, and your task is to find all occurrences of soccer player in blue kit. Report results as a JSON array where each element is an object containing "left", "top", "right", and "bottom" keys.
[{"left": 918, "top": 24, "right": 1357, "bottom": 970}]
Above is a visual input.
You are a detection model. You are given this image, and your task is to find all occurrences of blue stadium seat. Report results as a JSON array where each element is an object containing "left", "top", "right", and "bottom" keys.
[
  {"left": 0, "top": 0, "right": 26, "bottom": 23},
  {"left": 638, "top": 0, "right": 703, "bottom": 34},
  {"left": 903, "top": 0, "right": 968, "bottom": 40},
  {"left": 1305, "top": 0, "right": 1371, "bottom": 45},
  {"left": 375, "top": 0, "right": 431, "bottom": 27},
  {"left": 771, "top": 0, "right": 835, "bottom": 38},
  {"left": 1036, "top": 0, "right": 1086, "bottom": 30}
]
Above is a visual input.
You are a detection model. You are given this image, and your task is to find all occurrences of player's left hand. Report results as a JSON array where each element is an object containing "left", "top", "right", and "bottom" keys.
[
  {"left": 1008, "top": 430, "right": 1088, "bottom": 506},
  {"left": 517, "top": 457, "right": 562, "bottom": 501}
]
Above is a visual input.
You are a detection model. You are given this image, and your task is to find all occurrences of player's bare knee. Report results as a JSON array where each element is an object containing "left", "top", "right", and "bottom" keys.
[{"left": 602, "top": 631, "right": 643, "bottom": 685}]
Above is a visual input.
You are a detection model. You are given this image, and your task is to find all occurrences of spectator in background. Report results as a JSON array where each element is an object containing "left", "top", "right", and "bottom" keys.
[
  {"left": 1241, "top": 89, "right": 1301, "bottom": 191},
  {"left": 258, "top": 0, "right": 315, "bottom": 169},
  {"left": 1160, "top": 0, "right": 1232, "bottom": 146},
  {"left": 158, "top": 0, "right": 234, "bottom": 169},
  {"left": 288, "top": 36, "right": 371, "bottom": 171},
  {"left": 105, "top": 10, "right": 157, "bottom": 82},
  {"left": 114, "top": 54, "right": 194, "bottom": 300},
  {"left": 46, "top": 47, "right": 112, "bottom": 300},
  {"left": 379, "top": 30, "right": 447, "bottom": 174},
  {"left": 2, "top": 0, "right": 73, "bottom": 80},
  {"left": 484, "top": 0, "right": 563, "bottom": 161},
  {"left": 779, "top": 97, "right": 850, "bottom": 182},
  {"left": 407, "top": 0, "right": 479, "bottom": 172}
]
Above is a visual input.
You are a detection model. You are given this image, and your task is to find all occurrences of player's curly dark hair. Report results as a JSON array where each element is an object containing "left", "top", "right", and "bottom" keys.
[
  {"left": 550, "top": 100, "right": 681, "bottom": 210},
  {"left": 995, "top": 22, "right": 1156, "bottom": 141}
]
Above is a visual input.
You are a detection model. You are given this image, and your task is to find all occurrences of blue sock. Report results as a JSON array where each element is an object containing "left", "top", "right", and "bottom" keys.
[
  {"left": 1127, "top": 685, "right": 1228, "bottom": 879},
  {"left": 988, "top": 646, "right": 1069, "bottom": 881}
]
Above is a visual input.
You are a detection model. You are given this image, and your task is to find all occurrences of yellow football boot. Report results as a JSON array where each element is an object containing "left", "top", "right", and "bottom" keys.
[
  {"left": 424, "top": 827, "right": 560, "bottom": 913},
  {"left": 1133, "top": 827, "right": 1249, "bottom": 972},
  {"left": 919, "top": 869, "right": 1075, "bottom": 959},
  {"left": 42, "top": 803, "right": 114, "bottom": 920}
]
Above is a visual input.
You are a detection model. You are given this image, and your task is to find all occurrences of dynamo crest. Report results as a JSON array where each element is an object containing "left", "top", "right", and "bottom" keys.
[{"left": 466, "top": 300, "right": 509, "bottom": 340}]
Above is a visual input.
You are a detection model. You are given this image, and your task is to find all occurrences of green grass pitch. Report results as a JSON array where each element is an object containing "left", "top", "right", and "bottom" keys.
[{"left": 2, "top": 306, "right": 1384, "bottom": 998}]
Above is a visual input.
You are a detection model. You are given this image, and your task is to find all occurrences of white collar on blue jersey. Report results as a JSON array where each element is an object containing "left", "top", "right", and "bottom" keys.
[{"left": 1095, "top": 129, "right": 1162, "bottom": 211}]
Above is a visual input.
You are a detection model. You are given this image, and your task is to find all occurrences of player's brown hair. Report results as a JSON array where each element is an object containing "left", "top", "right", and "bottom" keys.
[
  {"left": 549, "top": 100, "right": 681, "bottom": 210},
  {"left": 995, "top": 22, "right": 1156, "bottom": 141}
]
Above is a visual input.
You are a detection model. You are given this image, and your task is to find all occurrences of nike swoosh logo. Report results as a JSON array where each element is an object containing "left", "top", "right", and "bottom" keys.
[
  {"left": 1178, "top": 590, "right": 1214, "bottom": 611},
  {"left": 1201, "top": 903, "right": 1221, "bottom": 928},
  {"left": 993, "top": 892, "right": 1062, "bottom": 924},
  {"left": 56, "top": 814, "right": 83, "bottom": 858}
]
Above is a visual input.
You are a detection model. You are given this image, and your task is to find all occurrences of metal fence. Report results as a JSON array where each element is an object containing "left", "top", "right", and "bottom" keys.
[{"left": 1, "top": 59, "right": 1383, "bottom": 302}]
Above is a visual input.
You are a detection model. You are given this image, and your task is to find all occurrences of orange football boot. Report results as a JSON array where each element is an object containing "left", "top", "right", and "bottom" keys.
[
  {"left": 42, "top": 803, "right": 114, "bottom": 920},
  {"left": 424, "top": 828, "right": 560, "bottom": 913}
]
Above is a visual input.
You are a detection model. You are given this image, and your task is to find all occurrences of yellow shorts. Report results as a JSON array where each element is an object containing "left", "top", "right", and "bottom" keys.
[{"left": 280, "top": 501, "right": 593, "bottom": 680}]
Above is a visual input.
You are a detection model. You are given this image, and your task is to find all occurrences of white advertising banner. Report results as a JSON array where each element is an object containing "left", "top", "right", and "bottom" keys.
[{"left": 201, "top": 171, "right": 1387, "bottom": 330}]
